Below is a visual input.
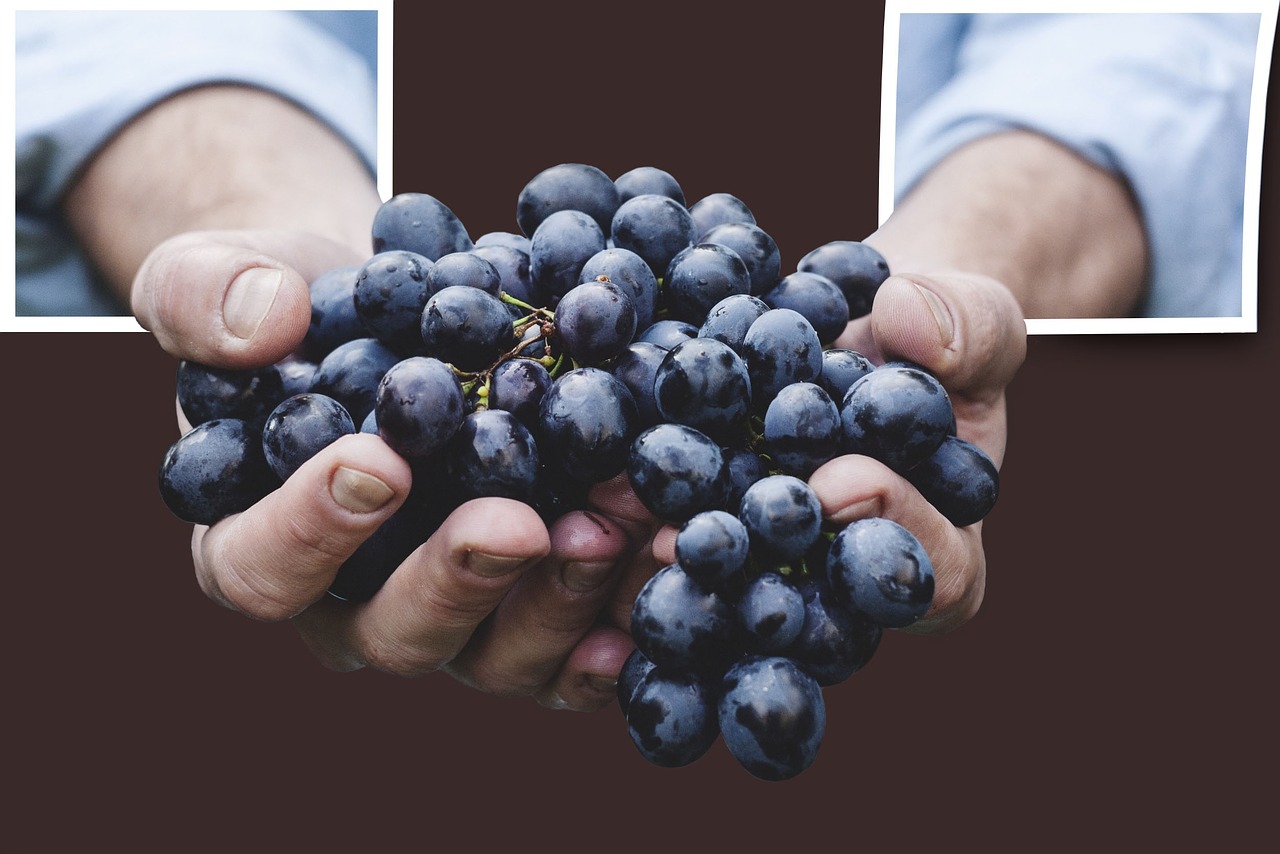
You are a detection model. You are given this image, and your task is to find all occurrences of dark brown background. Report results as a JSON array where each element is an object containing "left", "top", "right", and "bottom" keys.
[{"left": 6, "top": 3, "right": 1275, "bottom": 850}]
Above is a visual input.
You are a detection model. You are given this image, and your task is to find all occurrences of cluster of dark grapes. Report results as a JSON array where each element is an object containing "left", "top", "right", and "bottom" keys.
[{"left": 157, "top": 163, "right": 1000, "bottom": 781}]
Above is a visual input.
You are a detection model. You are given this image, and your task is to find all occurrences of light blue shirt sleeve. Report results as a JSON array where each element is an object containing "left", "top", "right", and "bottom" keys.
[
  {"left": 15, "top": 10, "right": 378, "bottom": 317},
  {"left": 893, "top": 13, "right": 1263, "bottom": 319}
]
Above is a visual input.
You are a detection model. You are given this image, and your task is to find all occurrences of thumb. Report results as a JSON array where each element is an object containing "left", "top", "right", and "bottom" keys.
[{"left": 131, "top": 229, "right": 365, "bottom": 368}]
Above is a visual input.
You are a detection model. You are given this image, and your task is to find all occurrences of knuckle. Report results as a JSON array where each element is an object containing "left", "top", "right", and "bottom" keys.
[{"left": 357, "top": 635, "right": 442, "bottom": 679}]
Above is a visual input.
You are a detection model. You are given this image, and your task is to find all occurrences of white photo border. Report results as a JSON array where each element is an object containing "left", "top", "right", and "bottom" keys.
[
  {"left": 1, "top": 0, "right": 394, "bottom": 333},
  {"left": 880, "top": 0, "right": 1277, "bottom": 335}
]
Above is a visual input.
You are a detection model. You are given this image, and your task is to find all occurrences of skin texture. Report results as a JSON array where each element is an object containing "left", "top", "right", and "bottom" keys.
[{"left": 65, "top": 85, "right": 1142, "bottom": 701}]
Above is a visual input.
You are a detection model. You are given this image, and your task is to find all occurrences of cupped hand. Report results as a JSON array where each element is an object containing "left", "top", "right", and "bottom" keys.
[
  {"left": 138, "top": 229, "right": 641, "bottom": 710},
  {"left": 817, "top": 271, "right": 1027, "bottom": 633}
]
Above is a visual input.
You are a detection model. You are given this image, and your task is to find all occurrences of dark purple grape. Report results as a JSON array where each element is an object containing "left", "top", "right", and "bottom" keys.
[
  {"left": 304, "top": 264, "right": 364, "bottom": 359},
  {"left": 741, "top": 308, "right": 824, "bottom": 409},
  {"left": 309, "top": 337, "right": 401, "bottom": 427},
  {"left": 674, "top": 510, "right": 751, "bottom": 590},
  {"left": 818, "top": 348, "right": 875, "bottom": 402},
  {"left": 698, "top": 293, "right": 769, "bottom": 356},
  {"left": 609, "top": 194, "right": 697, "bottom": 279},
  {"left": 158, "top": 419, "right": 280, "bottom": 526},
  {"left": 636, "top": 319, "right": 698, "bottom": 350},
  {"left": 662, "top": 243, "right": 752, "bottom": 324},
  {"left": 353, "top": 250, "right": 434, "bottom": 355},
  {"left": 516, "top": 162, "right": 621, "bottom": 237},
  {"left": 840, "top": 364, "right": 953, "bottom": 473},
  {"left": 630, "top": 564, "right": 735, "bottom": 675},
  {"left": 739, "top": 475, "right": 823, "bottom": 568},
  {"left": 626, "top": 668, "right": 720, "bottom": 768},
  {"left": 425, "top": 251, "right": 502, "bottom": 298},
  {"left": 420, "top": 285, "right": 516, "bottom": 373},
  {"left": 474, "top": 231, "right": 531, "bottom": 253},
  {"left": 738, "top": 572, "right": 806, "bottom": 655},
  {"left": 653, "top": 337, "right": 752, "bottom": 445},
  {"left": 701, "top": 222, "right": 782, "bottom": 296},
  {"left": 578, "top": 247, "right": 659, "bottom": 331},
  {"left": 537, "top": 367, "right": 640, "bottom": 484},
  {"left": 903, "top": 435, "right": 1000, "bottom": 527},
  {"left": 827, "top": 517, "right": 935, "bottom": 629},
  {"left": 627, "top": 423, "right": 729, "bottom": 524},
  {"left": 609, "top": 341, "right": 668, "bottom": 427},
  {"left": 488, "top": 357, "right": 552, "bottom": 431},
  {"left": 722, "top": 447, "right": 769, "bottom": 512},
  {"left": 374, "top": 356, "right": 466, "bottom": 463},
  {"left": 688, "top": 192, "right": 756, "bottom": 239},
  {"left": 787, "top": 574, "right": 882, "bottom": 686},
  {"left": 444, "top": 409, "right": 540, "bottom": 502},
  {"left": 614, "top": 166, "right": 685, "bottom": 205},
  {"left": 617, "top": 647, "right": 657, "bottom": 716},
  {"left": 261, "top": 392, "right": 356, "bottom": 481},
  {"left": 553, "top": 278, "right": 637, "bottom": 366},
  {"left": 176, "top": 360, "right": 290, "bottom": 429},
  {"left": 472, "top": 244, "right": 541, "bottom": 306},
  {"left": 763, "top": 271, "right": 850, "bottom": 345},
  {"left": 371, "top": 192, "right": 473, "bottom": 260},
  {"left": 529, "top": 209, "right": 607, "bottom": 302},
  {"left": 719, "top": 656, "right": 825, "bottom": 782},
  {"left": 762, "top": 381, "right": 843, "bottom": 478},
  {"left": 797, "top": 240, "right": 890, "bottom": 320}
]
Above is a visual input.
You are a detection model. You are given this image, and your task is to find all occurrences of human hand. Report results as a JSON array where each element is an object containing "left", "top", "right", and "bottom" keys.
[
  {"left": 138, "top": 229, "right": 641, "bottom": 710},
  {"left": 635, "top": 271, "right": 1026, "bottom": 635}
]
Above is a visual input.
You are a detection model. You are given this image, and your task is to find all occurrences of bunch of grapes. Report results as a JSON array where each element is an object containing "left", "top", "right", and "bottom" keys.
[{"left": 157, "top": 163, "right": 1000, "bottom": 780}]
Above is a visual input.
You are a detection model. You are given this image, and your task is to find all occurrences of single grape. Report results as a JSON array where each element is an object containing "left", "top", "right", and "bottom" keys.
[
  {"left": 609, "top": 193, "right": 697, "bottom": 279},
  {"left": 425, "top": 251, "right": 503, "bottom": 298},
  {"left": 474, "top": 231, "right": 531, "bottom": 253},
  {"left": 617, "top": 647, "right": 657, "bottom": 716},
  {"left": 472, "top": 244, "right": 542, "bottom": 307},
  {"left": 553, "top": 278, "right": 637, "bottom": 366},
  {"left": 653, "top": 337, "right": 752, "bottom": 445},
  {"left": 529, "top": 209, "right": 607, "bottom": 303},
  {"left": 261, "top": 392, "right": 356, "bottom": 481},
  {"left": 627, "top": 423, "right": 729, "bottom": 524},
  {"left": 630, "top": 564, "right": 736, "bottom": 675},
  {"left": 626, "top": 668, "right": 720, "bottom": 768},
  {"left": 818, "top": 348, "right": 875, "bottom": 402},
  {"left": 444, "top": 409, "right": 540, "bottom": 502},
  {"left": 741, "top": 308, "right": 824, "bottom": 409},
  {"left": 762, "top": 381, "right": 843, "bottom": 479},
  {"left": 827, "top": 517, "right": 935, "bottom": 629},
  {"left": 176, "top": 360, "right": 290, "bottom": 428},
  {"left": 840, "top": 364, "right": 954, "bottom": 473},
  {"left": 787, "top": 574, "right": 882, "bottom": 686},
  {"left": 614, "top": 166, "right": 685, "bottom": 205},
  {"left": 158, "top": 419, "right": 280, "bottom": 526},
  {"left": 304, "top": 264, "right": 364, "bottom": 359},
  {"left": 420, "top": 285, "right": 516, "bottom": 373},
  {"left": 516, "top": 162, "right": 620, "bottom": 237},
  {"left": 353, "top": 249, "right": 434, "bottom": 355},
  {"left": 537, "top": 367, "right": 640, "bottom": 484},
  {"left": 374, "top": 356, "right": 467, "bottom": 463},
  {"left": 578, "top": 247, "right": 659, "bottom": 331},
  {"left": 737, "top": 572, "right": 807, "bottom": 655},
  {"left": 371, "top": 192, "right": 473, "bottom": 260},
  {"left": 661, "top": 243, "right": 752, "bottom": 324},
  {"left": 763, "top": 271, "right": 850, "bottom": 346},
  {"left": 701, "top": 222, "right": 782, "bottom": 296},
  {"left": 636, "top": 319, "right": 698, "bottom": 350},
  {"left": 487, "top": 357, "right": 552, "bottom": 431},
  {"left": 903, "top": 435, "right": 1000, "bottom": 527},
  {"left": 309, "top": 337, "right": 401, "bottom": 427},
  {"left": 722, "top": 447, "right": 769, "bottom": 513},
  {"left": 697, "top": 293, "right": 769, "bottom": 356},
  {"left": 674, "top": 510, "right": 751, "bottom": 590},
  {"left": 796, "top": 240, "right": 890, "bottom": 319},
  {"left": 609, "top": 341, "right": 669, "bottom": 427},
  {"left": 719, "top": 656, "right": 826, "bottom": 782},
  {"left": 688, "top": 192, "right": 756, "bottom": 239},
  {"left": 738, "top": 474, "right": 823, "bottom": 568}
]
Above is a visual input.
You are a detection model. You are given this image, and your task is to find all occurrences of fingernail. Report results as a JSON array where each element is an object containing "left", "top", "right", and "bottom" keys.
[
  {"left": 914, "top": 283, "right": 954, "bottom": 347},
  {"left": 586, "top": 674, "right": 618, "bottom": 694},
  {"left": 560, "top": 560, "right": 614, "bottom": 593},
  {"left": 467, "top": 551, "right": 529, "bottom": 578},
  {"left": 829, "top": 496, "right": 883, "bottom": 526},
  {"left": 330, "top": 466, "right": 395, "bottom": 514},
  {"left": 224, "top": 267, "right": 283, "bottom": 339}
]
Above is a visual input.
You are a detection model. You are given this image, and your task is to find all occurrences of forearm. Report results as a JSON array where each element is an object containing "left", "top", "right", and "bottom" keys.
[
  {"left": 868, "top": 130, "right": 1149, "bottom": 319},
  {"left": 63, "top": 84, "right": 382, "bottom": 303}
]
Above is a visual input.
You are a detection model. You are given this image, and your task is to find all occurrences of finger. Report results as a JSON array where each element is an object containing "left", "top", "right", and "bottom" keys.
[
  {"left": 295, "top": 498, "right": 552, "bottom": 678},
  {"left": 809, "top": 453, "right": 985, "bottom": 634},
  {"left": 194, "top": 432, "right": 412, "bottom": 622},
  {"left": 132, "top": 229, "right": 364, "bottom": 368},
  {"left": 535, "top": 626, "right": 637, "bottom": 712},
  {"left": 441, "top": 510, "right": 633, "bottom": 696}
]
